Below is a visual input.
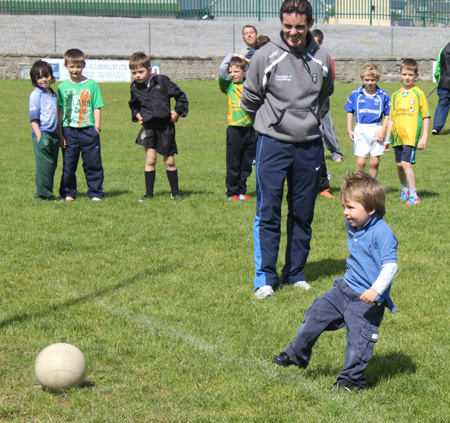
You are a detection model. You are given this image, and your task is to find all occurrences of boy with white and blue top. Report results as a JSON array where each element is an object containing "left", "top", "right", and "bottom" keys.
[
  {"left": 273, "top": 171, "right": 398, "bottom": 392},
  {"left": 29, "top": 60, "right": 61, "bottom": 200},
  {"left": 345, "top": 63, "right": 391, "bottom": 178}
]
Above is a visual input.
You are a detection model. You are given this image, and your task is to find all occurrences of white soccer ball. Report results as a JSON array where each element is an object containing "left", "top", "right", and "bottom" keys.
[{"left": 34, "top": 343, "right": 87, "bottom": 392}]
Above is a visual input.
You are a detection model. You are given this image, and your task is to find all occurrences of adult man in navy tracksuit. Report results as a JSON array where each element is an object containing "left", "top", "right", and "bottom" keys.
[{"left": 240, "top": 0, "right": 334, "bottom": 299}]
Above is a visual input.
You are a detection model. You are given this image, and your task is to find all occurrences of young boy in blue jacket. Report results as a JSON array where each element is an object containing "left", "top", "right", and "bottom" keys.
[{"left": 273, "top": 171, "right": 398, "bottom": 391}]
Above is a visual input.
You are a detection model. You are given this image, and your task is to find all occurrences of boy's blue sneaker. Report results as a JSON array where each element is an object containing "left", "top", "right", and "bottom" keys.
[
  {"left": 404, "top": 196, "right": 421, "bottom": 206},
  {"left": 400, "top": 191, "right": 409, "bottom": 201}
]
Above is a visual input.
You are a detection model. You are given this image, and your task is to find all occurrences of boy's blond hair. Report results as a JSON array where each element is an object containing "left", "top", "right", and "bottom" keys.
[
  {"left": 400, "top": 58, "right": 418, "bottom": 74},
  {"left": 340, "top": 171, "right": 386, "bottom": 218},
  {"left": 360, "top": 63, "right": 380, "bottom": 81},
  {"left": 64, "top": 48, "right": 85, "bottom": 65},
  {"left": 129, "top": 51, "right": 151, "bottom": 70}
]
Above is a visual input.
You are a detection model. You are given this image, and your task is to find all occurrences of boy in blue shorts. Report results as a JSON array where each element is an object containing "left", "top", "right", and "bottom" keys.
[
  {"left": 273, "top": 171, "right": 398, "bottom": 391},
  {"left": 29, "top": 60, "right": 61, "bottom": 200},
  {"left": 219, "top": 53, "right": 254, "bottom": 201},
  {"left": 58, "top": 48, "right": 105, "bottom": 201},
  {"left": 345, "top": 63, "right": 391, "bottom": 178},
  {"left": 385, "top": 58, "right": 430, "bottom": 206},
  {"left": 128, "top": 52, "right": 189, "bottom": 201}
]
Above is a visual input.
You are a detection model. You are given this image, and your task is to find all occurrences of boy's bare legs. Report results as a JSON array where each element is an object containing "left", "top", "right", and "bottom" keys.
[
  {"left": 145, "top": 147, "right": 157, "bottom": 171},
  {"left": 356, "top": 156, "right": 366, "bottom": 173},
  {"left": 398, "top": 161, "right": 416, "bottom": 189},
  {"left": 368, "top": 156, "right": 380, "bottom": 178}
]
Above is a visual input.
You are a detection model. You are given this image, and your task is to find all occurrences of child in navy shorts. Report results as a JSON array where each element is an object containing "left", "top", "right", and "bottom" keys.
[
  {"left": 128, "top": 52, "right": 189, "bottom": 201},
  {"left": 273, "top": 171, "right": 398, "bottom": 391},
  {"left": 385, "top": 58, "right": 430, "bottom": 206}
]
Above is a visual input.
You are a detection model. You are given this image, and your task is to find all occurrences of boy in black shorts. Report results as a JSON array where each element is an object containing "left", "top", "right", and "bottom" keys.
[{"left": 128, "top": 52, "right": 189, "bottom": 201}]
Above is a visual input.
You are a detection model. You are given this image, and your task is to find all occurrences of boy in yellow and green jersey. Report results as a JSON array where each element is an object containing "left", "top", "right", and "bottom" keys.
[
  {"left": 219, "top": 54, "right": 254, "bottom": 201},
  {"left": 385, "top": 58, "right": 430, "bottom": 206}
]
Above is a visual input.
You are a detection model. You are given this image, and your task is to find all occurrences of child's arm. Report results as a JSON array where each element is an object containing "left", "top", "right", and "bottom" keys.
[
  {"left": 58, "top": 106, "right": 66, "bottom": 148},
  {"left": 376, "top": 115, "right": 389, "bottom": 142},
  {"left": 346, "top": 112, "right": 354, "bottom": 141},
  {"left": 417, "top": 117, "right": 430, "bottom": 150},
  {"left": 31, "top": 120, "right": 42, "bottom": 141},
  {"left": 94, "top": 108, "right": 102, "bottom": 134},
  {"left": 360, "top": 262, "right": 398, "bottom": 304},
  {"left": 384, "top": 119, "right": 394, "bottom": 152},
  {"left": 219, "top": 53, "right": 234, "bottom": 80}
]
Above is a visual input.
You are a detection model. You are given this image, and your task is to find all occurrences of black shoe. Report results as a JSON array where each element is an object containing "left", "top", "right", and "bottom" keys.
[
  {"left": 139, "top": 194, "right": 153, "bottom": 202},
  {"left": 273, "top": 352, "right": 296, "bottom": 367},
  {"left": 331, "top": 381, "right": 366, "bottom": 392},
  {"left": 171, "top": 193, "right": 184, "bottom": 200},
  {"left": 432, "top": 129, "right": 440, "bottom": 135}
]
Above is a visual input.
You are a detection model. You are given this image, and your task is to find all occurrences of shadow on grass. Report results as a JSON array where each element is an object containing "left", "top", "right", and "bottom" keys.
[
  {"left": 306, "top": 258, "right": 347, "bottom": 282},
  {"left": 307, "top": 351, "right": 415, "bottom": 388},
  {"left": 0, "top": 269, "right": 156, "bottom": 329},
  {"left": 366, "top": 351, "right": 416, "bottom": 387}
]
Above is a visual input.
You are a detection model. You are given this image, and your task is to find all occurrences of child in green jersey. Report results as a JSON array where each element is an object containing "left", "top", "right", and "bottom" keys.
[{"left": 219, "top": 54, "right": 254, "bottom": 201}]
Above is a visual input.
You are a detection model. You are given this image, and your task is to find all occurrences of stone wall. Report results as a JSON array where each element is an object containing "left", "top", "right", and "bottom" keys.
[{"left": 0, "top": 53, "right": 434, "bottom": 83}]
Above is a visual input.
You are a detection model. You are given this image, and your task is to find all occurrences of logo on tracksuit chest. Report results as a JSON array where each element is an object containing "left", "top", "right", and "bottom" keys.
[{"left": 311, "top": 73, "right": 318, "bottom": 83}]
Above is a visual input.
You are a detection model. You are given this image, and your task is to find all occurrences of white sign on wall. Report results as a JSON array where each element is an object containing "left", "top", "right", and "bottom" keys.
[
  {"left": 45, "top": 59, "right": 161, "bottom": 82},
  {"left": 45, "top": 58, "right": 131, "bottom": 82}
]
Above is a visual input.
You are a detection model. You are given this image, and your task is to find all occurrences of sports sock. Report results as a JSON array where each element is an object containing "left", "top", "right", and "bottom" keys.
[
  {"left": 166, "top": 169, "right": 180, "bottom": 195},
  {"left": 145, "top": 170, "right": 155, "bottom": 196},
  {"left": 409, "top": 188, "right": 417, "bottom": 198},
  {"left": 401, "top": 184, "right": 408, "bottom": 193}
]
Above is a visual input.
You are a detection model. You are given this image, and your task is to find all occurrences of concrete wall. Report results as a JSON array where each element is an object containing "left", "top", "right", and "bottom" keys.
[{"left": 0, "top": 53, "right": 434, "bottom": 83}]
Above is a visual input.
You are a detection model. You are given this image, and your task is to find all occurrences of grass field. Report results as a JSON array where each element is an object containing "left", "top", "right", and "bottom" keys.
[{"left": 1, "top": 78, "right": 449, "bottom": 422}]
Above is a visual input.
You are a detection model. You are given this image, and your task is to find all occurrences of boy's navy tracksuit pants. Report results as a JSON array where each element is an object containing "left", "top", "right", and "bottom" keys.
[
  {"left": 61, "top": 126, "right": 104, "bottom": 199},
  {"left": 253, "top": 135, "right": 323, "bottom": 290}
]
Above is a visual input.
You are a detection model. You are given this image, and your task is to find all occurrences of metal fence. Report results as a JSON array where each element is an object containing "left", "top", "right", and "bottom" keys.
[{"left": 1, "top": 0, "right": 449, "bottom": 26}]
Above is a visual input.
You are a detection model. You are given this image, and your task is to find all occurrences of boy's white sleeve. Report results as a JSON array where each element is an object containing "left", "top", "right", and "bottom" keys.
[
  {"left": 219, "top": 53, "right": 234, "bottom": 80},
  {"left": 371, "top": 263, "right": 397, "bottom": 295}
]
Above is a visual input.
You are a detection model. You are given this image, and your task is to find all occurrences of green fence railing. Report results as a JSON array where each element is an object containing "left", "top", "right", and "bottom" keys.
[{"left": 1, "top": 0, "right": 449, "bottom": 26}]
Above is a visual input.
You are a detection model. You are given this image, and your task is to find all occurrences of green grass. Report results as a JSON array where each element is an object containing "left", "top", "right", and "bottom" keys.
[{"left": 1, "top": 79, "right": 449, "bottom": 422}]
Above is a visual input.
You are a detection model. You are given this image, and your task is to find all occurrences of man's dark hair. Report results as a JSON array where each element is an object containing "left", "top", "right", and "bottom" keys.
[{"left": 279, "top": 0, "right": 313, "bottom": 22}]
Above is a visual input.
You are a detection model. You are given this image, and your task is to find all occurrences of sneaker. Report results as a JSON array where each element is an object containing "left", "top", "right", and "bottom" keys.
[
  {"left": 227, "top": 195, "right": 240, "bottom": 201},
  {"left": 331, "top": 381, "right": 366, "bottom": 392},
  {"left": 65, "top": 196, "right": 75, "bottom": 202},
  {"left": 273, "top": 352, "right": 295, "bottom": 367},
  {"left": 404, "top": 196, "right": 421, "bottom": 206},
  {"left": 171, "top": 193, "right": 184, "bottom": 200},
  {"left": 432, "top": 129, "right": 440, "bottom": 135},
  {"left": 293, "top": 281, "right": 313, "bottom": 290},
  {"left": 319, "top": 189, "right": 335, "bottom": 198},
  {"left": 139, "top": 194, "right": 153, "bottom": 202},
  {"left": 91, "top": 197, "right": 102, "bottom": 201},
  {"left": 254, "top": 285, "right": 274, "bottom": 299},
  {"left": 400, "top": 190, "right": 409, "bottom": 201},
  {"left": 239, "top": 194, "right": 250, "bottom": 201}
]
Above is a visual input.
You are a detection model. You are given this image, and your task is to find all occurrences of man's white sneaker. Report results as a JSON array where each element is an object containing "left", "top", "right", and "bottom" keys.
[
  {"left": 255, "top": 285, "right": 274, "bottom": 299},
  {"left": 293, "top": 281, "right": 313, "bottom": 290}
]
